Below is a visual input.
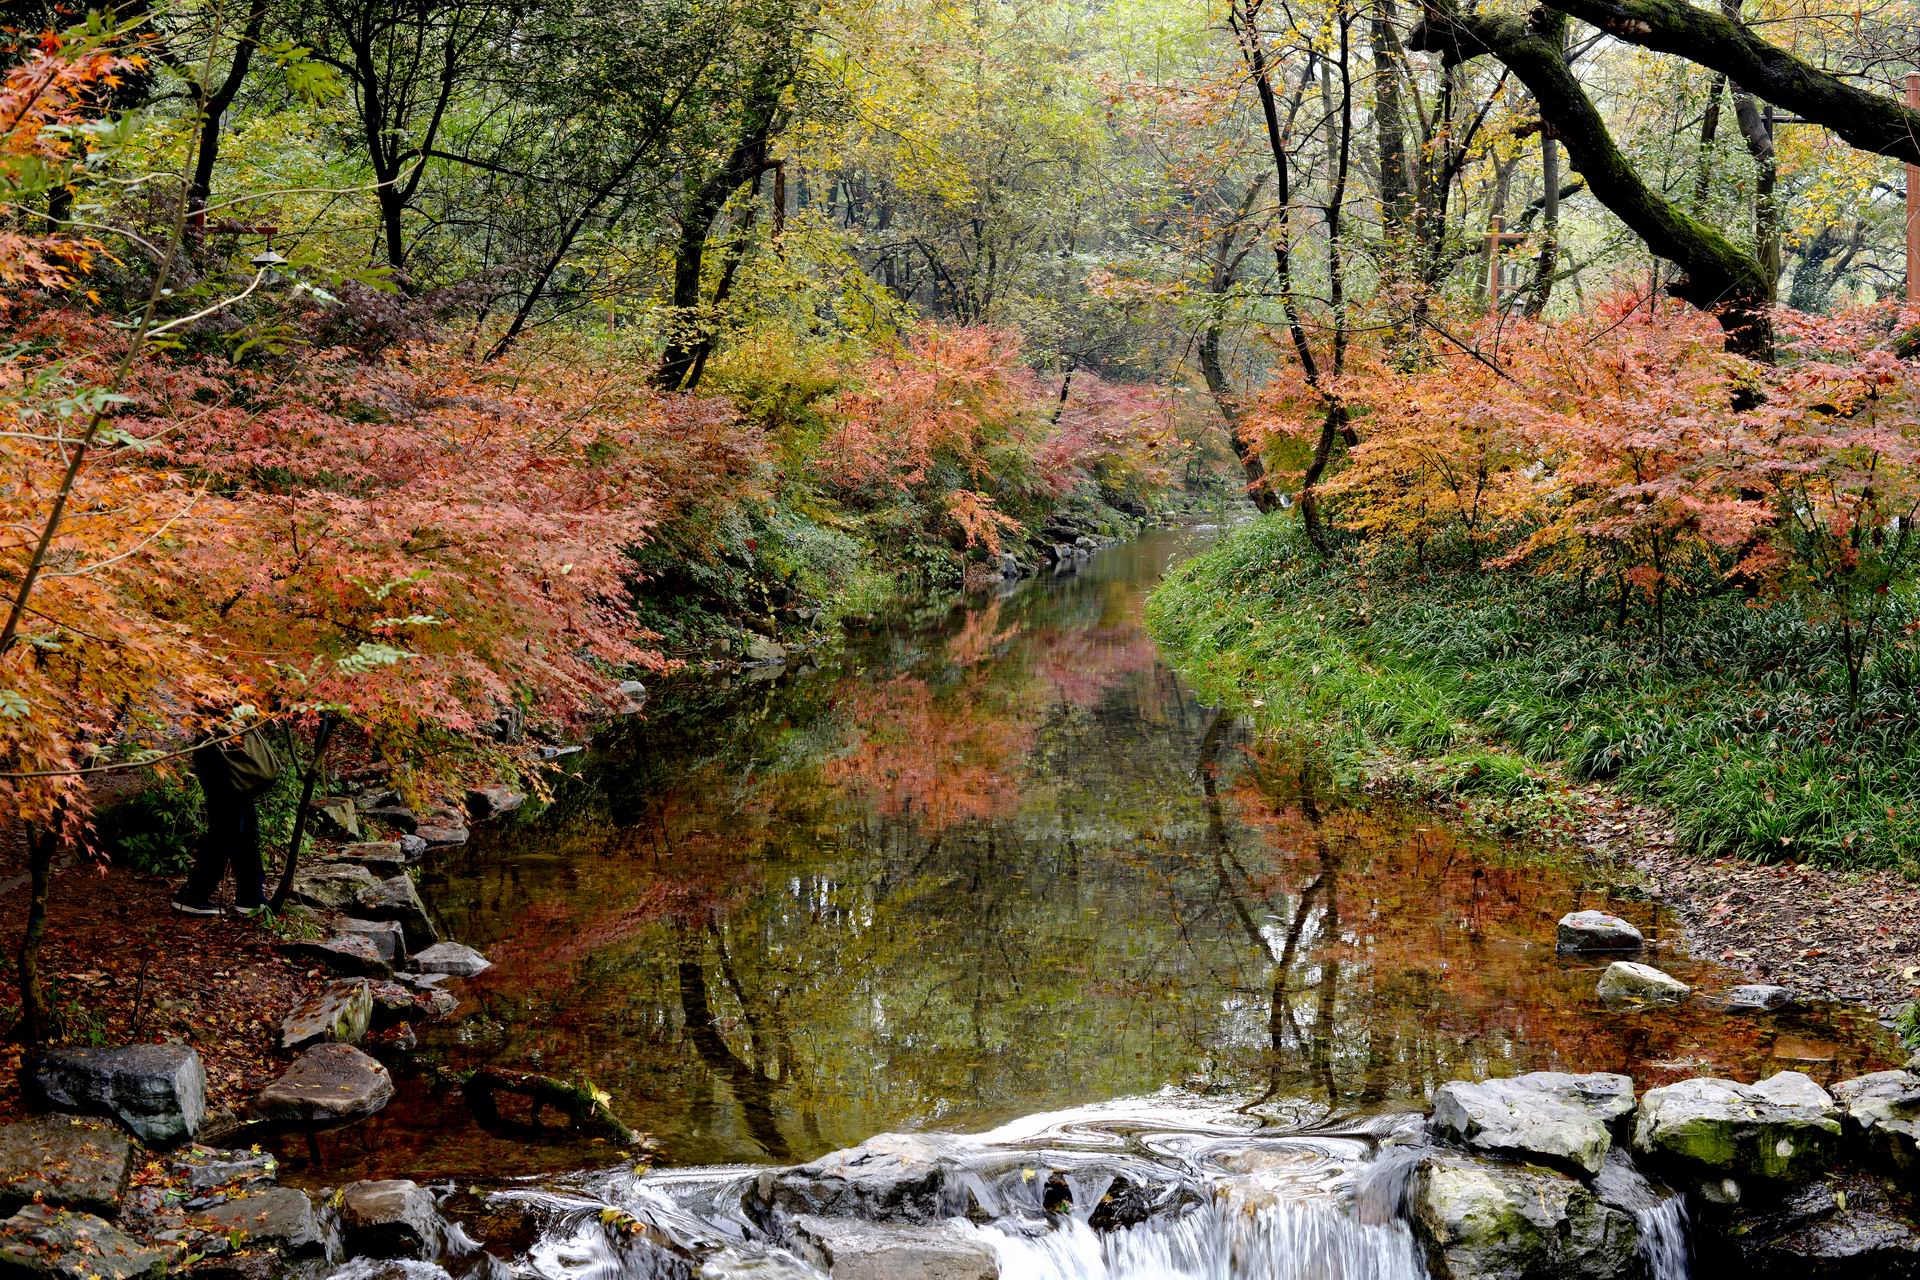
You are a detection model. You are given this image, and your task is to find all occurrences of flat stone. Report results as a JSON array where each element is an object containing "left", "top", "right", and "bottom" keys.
[
  {"left": 168, "top": 1146, "right": 276, "bottom": 1192},
  {"left": 184, "top": 1187, "right": 320, "bottom": 1253},
  {"left": 335, "top": 1180, "right": 446, "bottom": 1260},
  {"left": 332, "top": 843, "right": 412, "bottom": 875},
  {"left": 1832, "top": 1070, "right": 1920, "bottom": 1171},
  {"left": 1725, "top": 984, "right": 1794, "bottom": 1012},
  {"left": 412, "top": 824, "right": 468, "bottom": 848},
  {"left": 288, "top": 864, "right": 381, "bottom": 912},
  {"left": 398, "top": 834, "right": 428, "bottom": 859},
  {"left": 1412, "top": 1154, "right": 1639, "bottom": 1280},
  {"left": 1633, "top": 1071, "right": 1842, "bottom": 1188},
  {"left": 0, "top": 1118, "right": 135, "bottom": 1216},
  {"left": 1597, "top": 961, "right": 1689, "bottom": 1006},
  {"left": 27, "top": 1044, "right": 205, "bottom": 1144},
  {"left": 1430, "top": 1072, "right": 1636, "bottom": 1175},
  {"left": 356, "top": 794, "right": 418, "bottom": 833},
  {"left": 355, "top": 876, "right": 438, "bottom": 951},
  {"left": 280, "top": 979, "right": 372, "bottom": 1050},
  {"left": 0, "top": 1205, "right": 166, "bottom": 1279},
  {"left": 277, "top": 933, "right": 390, "bottom": 979},
  {"left": 790, "top": 1215, "right": 997, "bottom": 1280},
  {"left": 252, "top": 1044, "right": 393, "bottom": 1128},
  {"left": 338, "top": 918, "right": 407, "bottom": 966},
  {"left": 464, "top": 785, "right": 525, "bottom": 820},
  {"left": 1556, "top": 911, "right": 1644, "bottom": 953},
  {"left": 408, "top": 942, "right": 489, "bottom": 978},
  {"left": 743, "top": 635, "right": 787, "bottom": 665}
]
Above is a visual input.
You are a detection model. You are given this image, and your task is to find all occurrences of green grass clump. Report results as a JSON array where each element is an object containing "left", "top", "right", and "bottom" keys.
[{"left": 1147, "top": 515, "right": 1920, "bottom": 875}]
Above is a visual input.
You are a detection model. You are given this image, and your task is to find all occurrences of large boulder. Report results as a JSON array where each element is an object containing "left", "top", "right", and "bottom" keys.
[
  {"left": 0, "top": 1206, "right": 165, "bottom": 1280},
  {"left": 26, "top": 1044, "right": 205, "bottom": 1145},
  {"left": 252, "top": 1044, "right": 393, "bottom": 1127},
  {"left": 276, "top": 934, "right": 390, "bottom": 979},
  {"left": 355, "top": 876, "right": 438, "bottom": 951},
  {"left": 1633, "top": 1071, "right": 1842, "bottom": 1192},
  {"left": 280, "top": 979, "right": 373, "bottom": 1050},
  {"left": 1719, "top": 1171, "right": 1920, "bottom": 1277},
  {"left": 788, "top": 1216, "right": 996, "bottom": 1280},
  {"left": 288, "top": 864, "right": 381, "bottom": 912},
  {"left": 408, "top": 943, "right": 489, "bottom": 978},
  {"left": 752, "top": 1134, "right": 961, "bottom": 1223},
  {"left": 1430, "top": 1072, "right": 1635, "bottom": 1176},
  {"left": 184, "top": 1187, "right": 321, "bottom": 1254},
  {"left": 1412, "top": 1154, "right": 1639, "bottom": 1280},
  {"left": 1596, "top": 962, "right": 1689, "bottom": 1006},
  {"left": 1556, "top": 912, "right": 1644, "bottom": 954},
  {"left": 1831, "top": 1070, "right": 1920, "bottom": 1172},
  {"left": 335, "top": 1180, "right": 447, "bottom": 1260},
  {"left": 0, "top": 1118, "right": 135, "bottom": 1216}
]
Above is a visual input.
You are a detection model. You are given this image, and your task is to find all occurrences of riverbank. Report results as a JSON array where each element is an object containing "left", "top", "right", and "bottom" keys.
[{"left": 1145, "top": 515, "right": 1920, "bottom": 1030}]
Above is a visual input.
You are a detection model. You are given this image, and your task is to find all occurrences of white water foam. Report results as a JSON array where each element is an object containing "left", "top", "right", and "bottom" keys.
[{"left": 1635, "top": 1196, "right": 1691, "bottom": 1280}]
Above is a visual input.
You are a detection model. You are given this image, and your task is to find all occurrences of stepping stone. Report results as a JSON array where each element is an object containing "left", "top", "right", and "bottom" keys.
[
  {"left": 280, "top": 979, "right": 373, "bottom": 1050},
  {"left": 336, "top": 1180, "right": 447, "bottom": 1260},
  {"left": 0, "top": 1118, "right": 135, "bottom": 1216},
  {"left": 288, "top": 864, "right": 380, "bottom": 912},
  {"left": 1725, "top": 983, "right": 1794, "bottom": 1012},
  {"left": 338, "top": 918, "right": 407, "bottom": 965},
  {"left": 413, "top": 823, "right": 468, "bottom": 848},
  {"left": 0, "top": 1205, "right": 166, "bottom": 1279},
  {"left": 1556, "top": 911, "right": 1644, "bottom": 953},
  {"left": 27, "top": 1044, "right": 206, "bottom": 1145},
  {"left": 277, "top": 933, "right": 390, "bottom": 978},
  {"left": 332, "top": 842, "right": 412, "bottom": 875},
  {"left": 252, "top": 1044, "right": 393, "bottom": 1127},
  {"left": 465, "top": 785, "right": 525, "bottom": 820},
  {"left": 1597, "top": 961, "right": 1689, "bottom": 1006},
  {"left": 355, "top": 876, "right": 438, "bottom": 951},
  {"left": 408, "top": 942, "right": 490, "bottom": 977},
  {"left": 168, "top": 1146, "right": 276, "bottom": 1192},
  {"left": 183, "top": 1187, "right": 320, "bottom": 1253}
]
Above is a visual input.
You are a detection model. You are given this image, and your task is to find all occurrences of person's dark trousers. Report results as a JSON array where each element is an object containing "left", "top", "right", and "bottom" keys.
[{"left": 182, "top": 784, "right": 265, "bottom": 909}]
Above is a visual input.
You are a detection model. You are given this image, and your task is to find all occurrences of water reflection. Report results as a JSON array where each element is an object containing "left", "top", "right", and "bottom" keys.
[{"left": 314, "top": 529, "right": 1896, "bottom": 1181}]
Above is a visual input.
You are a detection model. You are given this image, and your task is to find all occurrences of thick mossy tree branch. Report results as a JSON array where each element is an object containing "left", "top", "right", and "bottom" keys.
[
  {"left": 1409, "top": 4, "right": 1773, "bottom": 355},
  {"left": 1540, "top": 0, "right": 1920, "bottom": 165}
]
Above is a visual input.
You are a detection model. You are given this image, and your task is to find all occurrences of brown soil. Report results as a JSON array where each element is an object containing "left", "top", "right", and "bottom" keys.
[
  {"left": 0, "top": 856, "right": 327, "bottom": 1120},
  {"left": 1572, "top": 785, "right": 1920, "bottom": 1021}
]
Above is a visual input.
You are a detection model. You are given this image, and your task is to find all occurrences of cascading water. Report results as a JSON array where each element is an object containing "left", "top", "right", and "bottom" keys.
[
  {"left": 1634, "top": 1198, "right": 1691, "bottom": 1280},
  {"left": 502, "top": 1096, "right": 1436, "bottom": 1280}
]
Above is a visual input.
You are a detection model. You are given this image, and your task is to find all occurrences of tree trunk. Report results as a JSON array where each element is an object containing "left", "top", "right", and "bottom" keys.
[
  {"left": 271, "top": 714, "right": 337, "bottom": 913},
  {"left": 16, "top": 821, "right": 55, "bottom": 1044}
]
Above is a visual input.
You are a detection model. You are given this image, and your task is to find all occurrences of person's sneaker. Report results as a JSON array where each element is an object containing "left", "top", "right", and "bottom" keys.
[
  {"left": 171, "top": 899, "right": 221, "bottom": 917},
  {"left": 234, "top": 904, "right": 267, "bottom": 918}
]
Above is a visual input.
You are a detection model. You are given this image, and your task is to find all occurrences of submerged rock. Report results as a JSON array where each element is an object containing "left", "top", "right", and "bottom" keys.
[
  {"left": 1725, "top": 984, "right": 1794, "bottom": 1012},
  {"left": 169, "top": 1145, "right": 276, "bottom": 1192},
  {"left": 1556, "top": 911, "right": 1644, "bottom": 954},
  {"left": 1832, "top": 1070, "right": 1920, "bottom": 1171},
  {"left": 1633, "top": 1071, "right": 1841, "bottom": 1191},
  {"left": 752, "top": 1134, "right": 960, "bottom": 1224},
  {"left": 1412, "top": 1153, "right": 1638, "bottom": 1280},
  {"left": 1596, "top": 962, "right": 1689, "bottom": 1006},
  {"left": 0, "top": 1117, "right": 135, "bottom": 1216},
  {"left": 789, "top": 1215, "right": 996, "bottom": 1280},
  {"left": 1430, "top": 1072, "right": 1635, "bottom": 1176},
  {"left": 0, "top": 1205, "right": 166, "bottom": 1279},
  {"left": 27, "top": 1043, "right": 206, "bottom": 1144},
  {"left": 252, "top": 1043, "right": 393, "bottom": 1127}
]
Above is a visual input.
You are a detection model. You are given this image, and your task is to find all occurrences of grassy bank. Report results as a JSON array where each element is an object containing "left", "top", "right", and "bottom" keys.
[{"left": 1147, "top": 516, "right": 1920, "bottom": 876}]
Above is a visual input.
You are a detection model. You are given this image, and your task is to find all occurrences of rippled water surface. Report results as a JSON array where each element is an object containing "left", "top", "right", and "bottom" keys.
[{"left": 309, "top": 526, "right": 1897, "bottom": 1182}]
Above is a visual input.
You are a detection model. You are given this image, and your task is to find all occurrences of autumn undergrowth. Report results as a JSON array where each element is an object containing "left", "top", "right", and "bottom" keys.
[{"left": 1149, "top": 515, "right": 1920, "bottom": 875}]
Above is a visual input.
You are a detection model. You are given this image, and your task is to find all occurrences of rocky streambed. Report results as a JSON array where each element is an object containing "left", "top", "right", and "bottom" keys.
[{"left": 4, "top": 1058, "right": 1917, "bottom": 1279}]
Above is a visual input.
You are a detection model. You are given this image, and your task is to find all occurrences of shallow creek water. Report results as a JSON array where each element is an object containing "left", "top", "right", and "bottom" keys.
[{"left": 305, "top": 526, "right": 1897, "bottom": 1276}]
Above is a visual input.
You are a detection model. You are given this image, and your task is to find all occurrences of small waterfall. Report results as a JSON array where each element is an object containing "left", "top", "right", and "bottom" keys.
[
  {"left": 1634, "top": 1197, "right": 1691, "bottom": 1280},
  {"left": 968, "top": 1195, "right": 1425, "bottom": 1280}
]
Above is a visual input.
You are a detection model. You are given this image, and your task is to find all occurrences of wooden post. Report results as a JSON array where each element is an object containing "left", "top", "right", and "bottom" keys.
[{"left": 1907, "top": 74, "right": 1919, "bottom": 306}]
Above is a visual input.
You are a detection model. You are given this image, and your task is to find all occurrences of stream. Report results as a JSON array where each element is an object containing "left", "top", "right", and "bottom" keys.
[{"left": 304, "top": 525, "right": 1898, "bottom": 1277}]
